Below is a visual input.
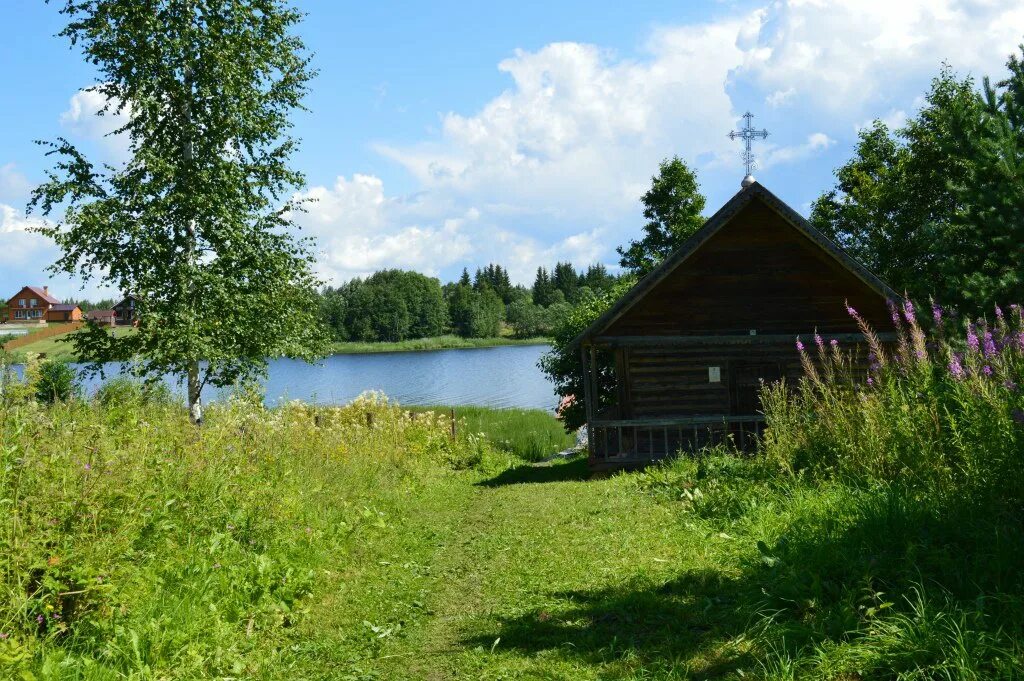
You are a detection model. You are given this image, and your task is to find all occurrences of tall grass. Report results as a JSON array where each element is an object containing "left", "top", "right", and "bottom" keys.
[
  {"left": 764, "top": 300, "right": 1024, "bottom": 502},
  {"left": 408, "top": 405, "right": 576, "bottom": 461},
  {"left": 635, "top": 300, "right": 1024, "bottom": 678},
  {"left": 0, "top": 382, "right": 489, "bottom": 678}
]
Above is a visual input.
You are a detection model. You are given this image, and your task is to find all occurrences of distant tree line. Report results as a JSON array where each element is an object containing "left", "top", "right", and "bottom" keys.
[{"left": 317, "top": 262, "right": 621, "bottom": 343}]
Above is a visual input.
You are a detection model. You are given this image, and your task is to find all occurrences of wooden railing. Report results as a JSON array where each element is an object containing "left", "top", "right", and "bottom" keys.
[{"left": 589, "top": 415, "right": 766, "bottom": 468}]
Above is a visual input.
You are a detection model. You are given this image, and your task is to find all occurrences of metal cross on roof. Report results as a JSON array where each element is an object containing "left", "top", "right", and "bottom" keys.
[{"left": 728, "top": 111, "right": 769, "bottom": 183}]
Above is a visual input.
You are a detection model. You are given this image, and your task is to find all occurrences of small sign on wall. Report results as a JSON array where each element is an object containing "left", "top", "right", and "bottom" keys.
[{"left": 708, "top": 366, "right": 721, "bottom": 383}]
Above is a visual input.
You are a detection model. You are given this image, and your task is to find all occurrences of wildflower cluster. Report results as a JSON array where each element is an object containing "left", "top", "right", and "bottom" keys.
[{"left": 771, "top": 299, "right": 1024, "bottom": 501}]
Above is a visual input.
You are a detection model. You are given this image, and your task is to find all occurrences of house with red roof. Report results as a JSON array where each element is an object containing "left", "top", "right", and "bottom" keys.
[{"left": 3, "top": 286, "right": 81, "bottom": 323}]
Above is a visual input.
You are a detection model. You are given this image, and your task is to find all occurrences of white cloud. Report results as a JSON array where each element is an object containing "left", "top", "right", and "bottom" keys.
[
  {"left": 0, "top": 203, "right": 54, "bottom": 272},
  {"left": 0, "top": 164, "right": 32, "bottom": 204},
  {"left": 760, "top": 132, "right": 835, "bottom": 168},
  {"left": 737, "top": 0, "right": 1024, "bottom": 113},
  {"left": 293, "top": 173, "right": 612, "bottom": 284},
  {"left": 294, "top": 174, "right": 474, "bottom": 283},
  {"left": 347, "top": 0, "right": 1023, "bottom": 280},
  {"left": 60, "top": 87, "right": 131, "bottom": 160},
  {"left": 376, "top": 17, "right": 756, "bottom": 225}
]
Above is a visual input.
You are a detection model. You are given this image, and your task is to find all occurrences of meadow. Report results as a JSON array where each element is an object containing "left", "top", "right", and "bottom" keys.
[{"left": 1, "top": 302, "right": 1023, "bottom": 679}]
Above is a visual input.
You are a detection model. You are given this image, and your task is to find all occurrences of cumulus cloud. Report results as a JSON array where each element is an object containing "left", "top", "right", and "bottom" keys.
[
  {"left": 351, "top": 0, "right": 1023, "bottom": 281},
  {"left": 737, "top": 0, "right": 1024, "bottom": 113},
  {"left": 0, "top": 203, "right": 55, "bottom": 273},
  {"left": 377, "top": 17, "right": 753, "bottom": 223},
  {"left": 60, "top": 87, "right": 132, "bottom": 160},
  {"left": 293, "top": 174, "right": 611, "bottom": 284},
  {"left": 0, "top": 164, "right": 32, "bottom": 204},
  {"left": 293, "top": 174, "right": 474, "bottom": 283}
]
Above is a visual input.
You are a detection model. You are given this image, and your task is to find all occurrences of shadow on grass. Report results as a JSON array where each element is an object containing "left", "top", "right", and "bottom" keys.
[
  {"left": 463, "top": 569, "right": 755, "bottom": 676},
  {"left": 461, "top": 483, "right": 1024, "bottom": 677},
  {"left": 476, "top": 456, "right": 592, "bottom": 487}
]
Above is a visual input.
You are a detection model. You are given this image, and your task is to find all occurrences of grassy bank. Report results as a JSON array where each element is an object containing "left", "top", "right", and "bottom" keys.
[
  {"left": 3, "top": 327, "right": 134, "bottom": 363},
  {"left": 4, "top": 332, "right": 548, "bottom": 363},
  {"left": 410, "top": 404, "right": 576, "bottom": 461},
  {"left": 329, "top": 334, "right": 549, "bottom": 355}
]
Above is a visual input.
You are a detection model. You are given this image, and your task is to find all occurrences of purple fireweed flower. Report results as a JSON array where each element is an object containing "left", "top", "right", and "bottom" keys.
[
  {"left": 795, "top": 338, "right": 805, "bottom": 352},
  {"left": 36, "top": 615, "right": 44, "bottom": 624},
  {"left": 932, "top": 303, "right": 943, "bottom": 326},
  {"left": 888, "top": 300, "right": 901, "bottom": 326},
  {"left": 867, "top": 376, "right": 875, "bottom": 387},
  {"left": 948, "top": 356, "right": 966, "bottom": 380},
  {"left": 830, "top": 339, "right": 839, "bottom": 348},
  {"left": 1013, "top": 409, "right": 1024, "bottom": 425},
  {"left": 814, "top": 333, "right": 825, "bottom": 350},
  {"left": 982, "top": 365, "right": 993, "bottom": 376},
  {"left": 996, "top": 305, "right": 1005, "bottom": 321},
  {"left": 967, "top": 324, "right": 980, "bottom": 353},
  {"left": 903, "top": 299, "right": 916, "bottom": 324},
  {"left": 1005, "top": 379, "right": 1019, "bottom": 392},
  {"left": 51, "top": 613, "right": 60, "bottom": 620},
  {"left": 983, "top": 331, "right": 997, "bottom": 358},
  {"left": 84, "top": 463, "right": 91, "bottom": 471},
  {"left": 846, "top": 303, "right": 859, "bottom": 318}
]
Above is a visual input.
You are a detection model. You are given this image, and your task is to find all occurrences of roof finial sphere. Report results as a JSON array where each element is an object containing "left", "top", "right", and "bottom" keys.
[{"left": 741, "top": 174, "right": 756, "bottom": 188}]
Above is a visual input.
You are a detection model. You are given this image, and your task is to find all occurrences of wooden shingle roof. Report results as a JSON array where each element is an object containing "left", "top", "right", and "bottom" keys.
[{"left": 571, "top": 181, "right": 899, "bottom": 347}]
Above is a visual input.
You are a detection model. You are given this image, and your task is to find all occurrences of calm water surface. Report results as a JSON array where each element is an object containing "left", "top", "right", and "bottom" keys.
[{"left": 61, "top": 344, "right": 558, "bottom": 411}]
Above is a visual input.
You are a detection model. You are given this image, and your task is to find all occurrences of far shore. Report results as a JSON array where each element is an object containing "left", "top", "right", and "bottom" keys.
[
  {"left": 3, "top": 331, "right": 552, "bottom": 363},
  {"left": 328, "top": 335, "right": 551, "bottom": 355}
]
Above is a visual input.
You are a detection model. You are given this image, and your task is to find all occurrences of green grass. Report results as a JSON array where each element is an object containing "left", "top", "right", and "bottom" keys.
[
  {"left": 329, "top": 334, "right": 550, "bottom": 355},
  {"left": 409, "top": 404, "right": 576, "bottom": 461},
  {"left": 3, "top": 331, "right": 1024, "bottom": 680},
  {"left": 5, "top": 327, "right": 135, "bottom": 363}
]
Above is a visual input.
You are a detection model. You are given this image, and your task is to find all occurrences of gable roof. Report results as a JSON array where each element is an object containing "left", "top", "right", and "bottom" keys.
[
  {"left": 7, "top": 286, "right": 61, "bottom": 306},
  {"left": 572, "top": 181, "right": 899, "bottom": 347}
]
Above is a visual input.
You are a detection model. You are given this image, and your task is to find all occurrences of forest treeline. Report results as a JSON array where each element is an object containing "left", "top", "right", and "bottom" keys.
[{"left": 316, "top": 262, "right": 619, "bottom": 343}]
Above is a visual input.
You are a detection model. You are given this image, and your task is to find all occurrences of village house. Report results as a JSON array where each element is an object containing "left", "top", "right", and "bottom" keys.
[
  {"left": 113, "top": 295, "right": 139, "bottom": 326},
  {"left": 3, "top": 285, "right": 77, "bottom": 323},
  {"left": 86, "top": 308, "right": 117, "bottom": 326},
  {"left": 572, "top": 180, "right": 898, "bottom": 471}
]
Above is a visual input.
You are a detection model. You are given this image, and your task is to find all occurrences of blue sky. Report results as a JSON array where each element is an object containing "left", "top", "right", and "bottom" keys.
[{"left": 2, "top": 0, "right": 1023, "bottom": 299}]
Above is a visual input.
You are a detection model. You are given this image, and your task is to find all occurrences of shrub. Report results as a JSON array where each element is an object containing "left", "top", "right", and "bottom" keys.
[
  {"left": 94, "top": 376, "right": 177, "bottom": 407},
  {"left": 32, "top": 360, "right": 80, "bottom": 404}
]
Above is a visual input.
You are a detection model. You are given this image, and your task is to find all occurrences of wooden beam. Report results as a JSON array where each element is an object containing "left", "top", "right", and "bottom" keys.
[{"left": 590, "top": 332, "right": 897, "bottom": 348}]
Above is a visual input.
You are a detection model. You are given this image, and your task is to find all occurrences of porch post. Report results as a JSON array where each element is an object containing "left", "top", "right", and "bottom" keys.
[{"left": 580, "top": 343, "right": 595, "bottom": 457}]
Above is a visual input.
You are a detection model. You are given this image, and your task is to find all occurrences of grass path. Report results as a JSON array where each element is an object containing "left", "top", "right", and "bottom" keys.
[{"left": 362, "top": 458, "right": 744, "bottom": 680}]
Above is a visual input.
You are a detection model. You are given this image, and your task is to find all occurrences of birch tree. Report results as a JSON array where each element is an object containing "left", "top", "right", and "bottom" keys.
[{"left": 30, "top": 0, "right": 327, "bottom": 421}]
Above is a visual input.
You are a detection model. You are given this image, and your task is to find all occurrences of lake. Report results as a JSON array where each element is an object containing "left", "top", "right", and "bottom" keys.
[{"left": 51, "top": 344, "right": 559, "bottom": 411}]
